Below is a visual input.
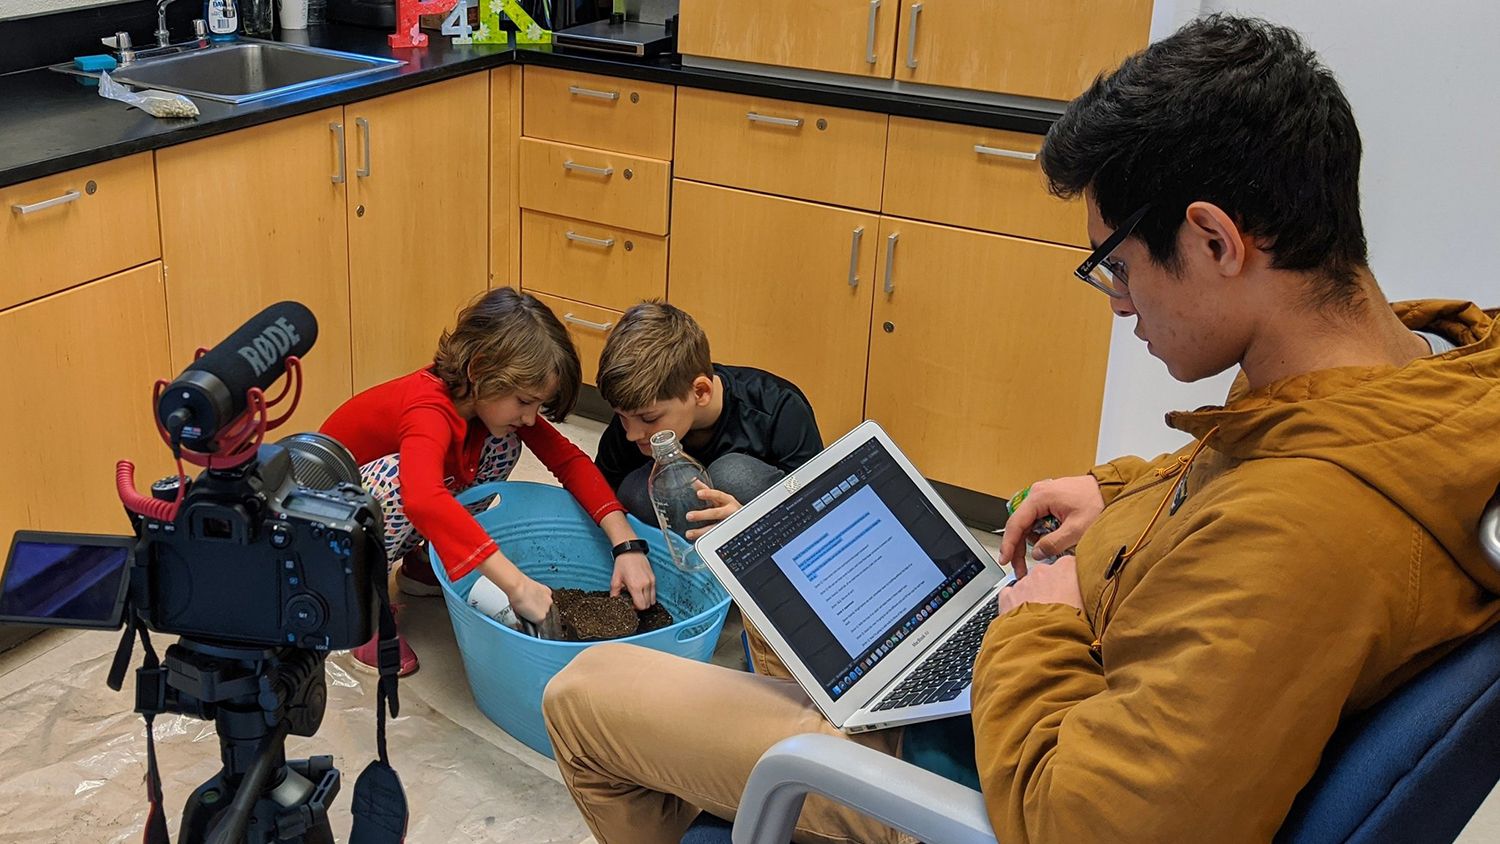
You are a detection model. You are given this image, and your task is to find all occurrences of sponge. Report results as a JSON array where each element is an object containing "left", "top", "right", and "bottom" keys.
[{"left": 73, "top": 54, "right": 119, "bottom": 72}]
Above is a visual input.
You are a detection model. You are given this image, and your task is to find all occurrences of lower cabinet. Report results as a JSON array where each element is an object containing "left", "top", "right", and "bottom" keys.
[
  {"left": 865, "top": 217, "right": 1112, "bottom": 497},
  {"left": 156, "top": 108, "right": 354, "bottom": 434},
  {"left": 668, "top": 180, "right": 879, "bottom": 439},
  {"left": 1, "top": 263, "right": 174, "bottom": 536}
]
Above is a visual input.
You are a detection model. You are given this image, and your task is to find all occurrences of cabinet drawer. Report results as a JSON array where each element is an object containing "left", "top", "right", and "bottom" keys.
[
  {"left": 527, "top": 291, "right": 621, "bottom": 386},
  {"left": 519, "top": 138, "right": 671, "bottom": 235},
  {"left": 883, "top": 117, "right": 1086, "bottom": 247},
  {"left": 523, "top": 67, "right": 675, "bottom": 159},
  {"left": 674, "top": 88, "right": 887, "bottom": 211},
  {"left": 1, "top": 154, "right": 160, "bottom": 310},
  {"left": 521, "top": 210, "right": 666, "bottom": 312}
]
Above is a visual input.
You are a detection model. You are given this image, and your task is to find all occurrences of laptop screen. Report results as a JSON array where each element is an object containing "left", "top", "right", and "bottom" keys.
[{"left": 715, "top": 435, "right": 986, "bottom": 701}]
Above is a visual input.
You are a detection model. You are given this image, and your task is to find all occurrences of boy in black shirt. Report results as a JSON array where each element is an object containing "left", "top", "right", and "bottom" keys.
[{"left": 594, "top": 301, "right": 823, "bottom": 536}]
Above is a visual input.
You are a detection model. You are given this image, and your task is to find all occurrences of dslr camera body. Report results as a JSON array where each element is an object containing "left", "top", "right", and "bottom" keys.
[{"left": 136, "top": 434, "right": 383, "bottom": 651}]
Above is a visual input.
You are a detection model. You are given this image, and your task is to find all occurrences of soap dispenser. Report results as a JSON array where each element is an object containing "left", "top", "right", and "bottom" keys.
[{"left": 206, "top": 0, "right": 239, "bottom": 41}]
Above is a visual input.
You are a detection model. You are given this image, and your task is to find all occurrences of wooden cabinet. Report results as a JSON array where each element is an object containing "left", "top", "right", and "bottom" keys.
[
  {"left": 1, "top": 154, "right": 160, "bottom": 311},
  {"left": 0, "top": 263, "right": 173, "bottom": 535},
  {"left": 668, "top": 180, "right": 878, "bottom": 439},
  {"left": 674, "top": 88, "right": 888, "bottom": 210},
  {"left": 865, "top": 217, "right": 1111, "bottom": 497},
  {"left": 527, "top": 291, "right": 621, "bottom": 386},
  {"left": 346, "top": 73, "right": 490, "bottom": 392},
  {"left": 522, "top": 66, "right": 676, "bottom": 160},
  {"left": 492, "top": 66, "right": 522, "bottom": 288},
  {"left": 883, "top": 116, "right": 1085, "bottom": 247},
  {"left": 893, "top": 0, "right": 1153, "bottom": 101},
  {"left": 679, "top": 0, "right": 900, "bottom": 79},
  {"left": 157, "top": 109, "right": 353, "bottom": 434},
  {"left": 519, "top": 138, "right": 672, "bottom": 235},
  {"left": 520, "top": 210, "right": 667, "bottom": 312}
]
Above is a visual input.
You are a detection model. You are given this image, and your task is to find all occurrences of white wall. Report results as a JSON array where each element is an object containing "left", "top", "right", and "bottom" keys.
[
  {"left": 0, "top": 0, "right": 123, "bottom": 21},
  {"left": 1096, "top": 0, "right": 1500, "bottom": 462}
]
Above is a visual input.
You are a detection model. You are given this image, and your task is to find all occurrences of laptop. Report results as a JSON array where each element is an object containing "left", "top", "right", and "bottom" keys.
[{"left": 695, "top": 420, "right": 1014, "bottom": 733}]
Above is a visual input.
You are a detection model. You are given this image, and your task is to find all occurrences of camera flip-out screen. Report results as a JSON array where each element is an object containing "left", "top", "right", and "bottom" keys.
[{"left": 0, "top": 531, "right": 134, "bottom": 629}]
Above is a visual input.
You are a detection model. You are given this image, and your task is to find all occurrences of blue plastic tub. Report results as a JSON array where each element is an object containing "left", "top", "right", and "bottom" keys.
[{"left": 430, "top": 481, "right": 731, "bottom": 757}]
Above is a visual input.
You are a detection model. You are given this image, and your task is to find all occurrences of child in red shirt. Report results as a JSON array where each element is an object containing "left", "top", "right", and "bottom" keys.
[{"left": 322, "top": 288, "right": 655, "bottom": 675}]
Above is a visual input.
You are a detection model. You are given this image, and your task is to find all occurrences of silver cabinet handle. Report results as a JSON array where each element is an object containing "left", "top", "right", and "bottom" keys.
[
  {"left": 563, "top": 313, "right": 614, "bottom": 332},
  {"left": 563, "top": 160, "right": 614, "bottom": 177},
  {"left": 974, "top": 144, "right": 1039, "bottom": 161},
  {"left": 865, "top": 0, "right": 881, "bottom": 64},
  {"left": 568, "top": 84, "right": 620, "bottom": 101},
  {"left": 330, "top": 122, "right": 346, "bottom": 184},
  {"left": 906, "top": 3, "right": 923, "bottom": 69},
  {"left": 355, "top": 117, "right": 372, "bottom": 178},
  {"left": 883, "top": 232, "right": 899, "bottom": 294},
  {"left": 11, "top": 190, "right": 80, "bottom": 215},
  {"left": 565, "top": 230, "right": 616, "bottom": 248},
  {"left": 848, "top": 227, "right": 864, "bottom": 288},
  {"left": 746, "top": 112, "right": 803, "bottom": 128}
]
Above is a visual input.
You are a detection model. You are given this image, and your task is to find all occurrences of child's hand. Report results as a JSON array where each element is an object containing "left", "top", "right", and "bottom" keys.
[
  {"left": 685, "top": 482, "right": 742, "bottom": 541},
  {"left": 506, "top": 574, "right": 555, "bottom": 624},
  {"left": 612, "top": 552, "right": 657, "bottom": 610}
]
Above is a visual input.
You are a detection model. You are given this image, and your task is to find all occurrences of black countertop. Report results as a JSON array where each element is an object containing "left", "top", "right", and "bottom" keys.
[{"left": 0, "top": 25, "right": 1063, "bottom": 190}]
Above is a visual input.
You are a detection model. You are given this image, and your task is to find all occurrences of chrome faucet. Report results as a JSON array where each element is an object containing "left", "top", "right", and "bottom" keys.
[{"left": 155, "top": 0, "right": 178, "bottom": 48}]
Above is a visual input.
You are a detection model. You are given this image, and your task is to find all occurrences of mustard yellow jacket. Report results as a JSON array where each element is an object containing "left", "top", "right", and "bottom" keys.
[{"left": 971, "top": 300, "right": 1500, "bottom": 843}]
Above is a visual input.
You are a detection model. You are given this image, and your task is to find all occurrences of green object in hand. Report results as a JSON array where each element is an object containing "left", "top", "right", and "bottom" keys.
[{"left": 1006, "top": 485, "right": 1062, "bottom": 536}]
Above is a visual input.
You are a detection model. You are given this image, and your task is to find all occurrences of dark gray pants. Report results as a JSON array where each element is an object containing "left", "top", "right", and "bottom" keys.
[{"left": 617, "top": 452, "right": 785, "bottom": 524}]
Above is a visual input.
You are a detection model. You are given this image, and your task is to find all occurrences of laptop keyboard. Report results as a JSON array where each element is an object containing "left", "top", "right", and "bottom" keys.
[{"left": 872, "top": 601, "right": 1000, "bottom": 712}]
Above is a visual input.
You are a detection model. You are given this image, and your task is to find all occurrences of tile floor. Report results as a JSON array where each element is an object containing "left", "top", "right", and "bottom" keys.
[{"left": 0, "top": 414, "right": 1494, "bottom": 843}]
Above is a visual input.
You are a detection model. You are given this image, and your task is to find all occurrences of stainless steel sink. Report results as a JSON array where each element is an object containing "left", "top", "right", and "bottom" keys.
[{"left": 56, "top": 40, "right": 404, "bottom": 105}]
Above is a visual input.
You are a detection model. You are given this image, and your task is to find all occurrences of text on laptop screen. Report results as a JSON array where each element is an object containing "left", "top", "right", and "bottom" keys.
[{"left": 716, "top": 436, "right": 985, "bottom": 701}]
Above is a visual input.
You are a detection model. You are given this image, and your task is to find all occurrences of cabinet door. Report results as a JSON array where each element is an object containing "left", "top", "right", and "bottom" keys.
[
  {"left": 157, "top": 108, "right": 353, "bottom": 434},
  {"left": 679, "top": 0, "right": 899, "bottom": 79},
  {"left": 895, "top": 0, "right": 1152, "bottom": 101},
  {"left": 866, "top": 217, "right": 1112, "bottom": 497},
  {"left": 347, "top": 73, "right": 490, "bottom": 392},
  {"left": 668, "top": 181, "right": 878, "bottom": 439},
  {"left": 0, "top": 263, "right": 173, "bottom": 536}
]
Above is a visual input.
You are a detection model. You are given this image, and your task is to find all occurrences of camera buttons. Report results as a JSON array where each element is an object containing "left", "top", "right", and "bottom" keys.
[{"left": 270, "top": 525, "right": 293, "bottom": 548}]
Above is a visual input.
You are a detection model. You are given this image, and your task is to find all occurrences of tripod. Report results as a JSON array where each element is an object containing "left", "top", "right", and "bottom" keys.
[{"left": 150, "top": 639, "right": 341, "bottom": 844}]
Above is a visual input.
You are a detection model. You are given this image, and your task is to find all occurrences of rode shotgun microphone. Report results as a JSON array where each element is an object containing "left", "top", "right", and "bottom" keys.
[{"left": 156, "top": 301, "right": 318, "bottom": 451}]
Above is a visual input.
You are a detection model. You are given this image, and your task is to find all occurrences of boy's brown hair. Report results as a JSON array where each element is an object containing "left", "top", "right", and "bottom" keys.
[
  {"left": 597, "top": 300, "right": 712, "bottom": 411},
  {"left": 432, "top": 287, "right": 581, "bottom": 422}
]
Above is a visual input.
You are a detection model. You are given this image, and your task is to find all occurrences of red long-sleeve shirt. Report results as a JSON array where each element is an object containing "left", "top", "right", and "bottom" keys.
[{"left": 321, "top": 368, "right": 623, "bottom": 580}]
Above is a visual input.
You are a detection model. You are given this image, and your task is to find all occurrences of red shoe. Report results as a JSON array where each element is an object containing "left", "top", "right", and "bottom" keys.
[{"left": 350, "top": 630, "right": 419, "bottom": 677}]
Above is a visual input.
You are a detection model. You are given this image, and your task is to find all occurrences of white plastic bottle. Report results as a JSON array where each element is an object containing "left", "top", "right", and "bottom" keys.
[{"left": 646, "top": 430, "right": 713, "bottom": 571}]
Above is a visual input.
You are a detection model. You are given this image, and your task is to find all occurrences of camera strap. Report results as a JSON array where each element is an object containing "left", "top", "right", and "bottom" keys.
[
  {"left": 350, "top": 563, "right": 409, "bottom": 843},
  {"left": 108, "top": 614, "right": 172, "bottom": 844}
]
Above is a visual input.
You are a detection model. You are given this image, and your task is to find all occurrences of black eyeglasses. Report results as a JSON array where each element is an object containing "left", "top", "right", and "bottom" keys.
[{"left": 1074, "top": 203, "right": 1150, "bottom": 298}]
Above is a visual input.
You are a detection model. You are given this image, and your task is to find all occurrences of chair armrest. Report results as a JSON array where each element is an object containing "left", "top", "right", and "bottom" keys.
[{"left": 732, "top": 733, "right": 998, "bottom": 844}]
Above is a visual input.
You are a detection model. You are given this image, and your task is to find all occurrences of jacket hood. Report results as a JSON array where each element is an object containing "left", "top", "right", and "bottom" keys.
[{"left": 1169, "top": 300, "right": 1500, "bottom": 592}]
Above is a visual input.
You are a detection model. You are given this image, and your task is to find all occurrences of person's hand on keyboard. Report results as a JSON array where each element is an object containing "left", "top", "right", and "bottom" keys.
[{"left": 998, "top": 555, "right": 1083, "bottom": 615}]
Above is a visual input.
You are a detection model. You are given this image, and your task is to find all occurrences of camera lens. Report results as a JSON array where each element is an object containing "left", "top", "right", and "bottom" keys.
[{"left": 277, "top": 432, "right": 361, "bottom": 490}]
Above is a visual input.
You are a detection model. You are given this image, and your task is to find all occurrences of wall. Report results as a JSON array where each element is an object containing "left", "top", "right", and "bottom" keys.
[
  {"left": 0, "top": 0, "right": 120, "bottom": 20},
  {"left": 1095, "top": 0, "right": 1500, "bottom": 463}
]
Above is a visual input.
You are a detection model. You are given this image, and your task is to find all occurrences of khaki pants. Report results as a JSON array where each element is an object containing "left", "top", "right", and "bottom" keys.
[{"left": 542, "top": 637, "right": 916, "bottom": 844}]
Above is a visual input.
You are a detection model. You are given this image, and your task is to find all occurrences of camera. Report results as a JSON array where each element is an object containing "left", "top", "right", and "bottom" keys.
[{"left": 0, "top": 302, "right": 403, "bottom": 844}]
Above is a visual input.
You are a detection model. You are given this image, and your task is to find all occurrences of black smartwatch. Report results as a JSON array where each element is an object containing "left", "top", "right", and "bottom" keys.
[{"left": 611, "top": 539, "right": 650, "bottom": 558}]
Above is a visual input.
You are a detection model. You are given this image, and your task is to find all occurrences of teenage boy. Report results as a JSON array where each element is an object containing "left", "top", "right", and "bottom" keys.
[
  {"left": 594, "top": 300, "right": 823, "bottom": 537},
  {"left": 542, "top": 16, "right": 1500, "bottom": 844}
]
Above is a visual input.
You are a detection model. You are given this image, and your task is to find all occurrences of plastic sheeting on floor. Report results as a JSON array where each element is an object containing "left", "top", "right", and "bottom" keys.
[{"left": 0, "top": 632, "right": 591, "bottom": 843}]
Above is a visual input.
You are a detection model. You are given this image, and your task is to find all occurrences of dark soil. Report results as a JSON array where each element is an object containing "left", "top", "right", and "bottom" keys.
[{"left": 552, "top": 588, "right": 675, "bottom": 641}]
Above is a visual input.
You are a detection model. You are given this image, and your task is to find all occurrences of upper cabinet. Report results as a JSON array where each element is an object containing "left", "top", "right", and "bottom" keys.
[
  {"left": 678, "top": 0, "right": 901, "bottom": 79},
  {"left": 893, "top": 0, "right": 1154, "bottom": 100},
  {"left": 680, "top": 0, "right": 1153, "bottom": 102}
]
